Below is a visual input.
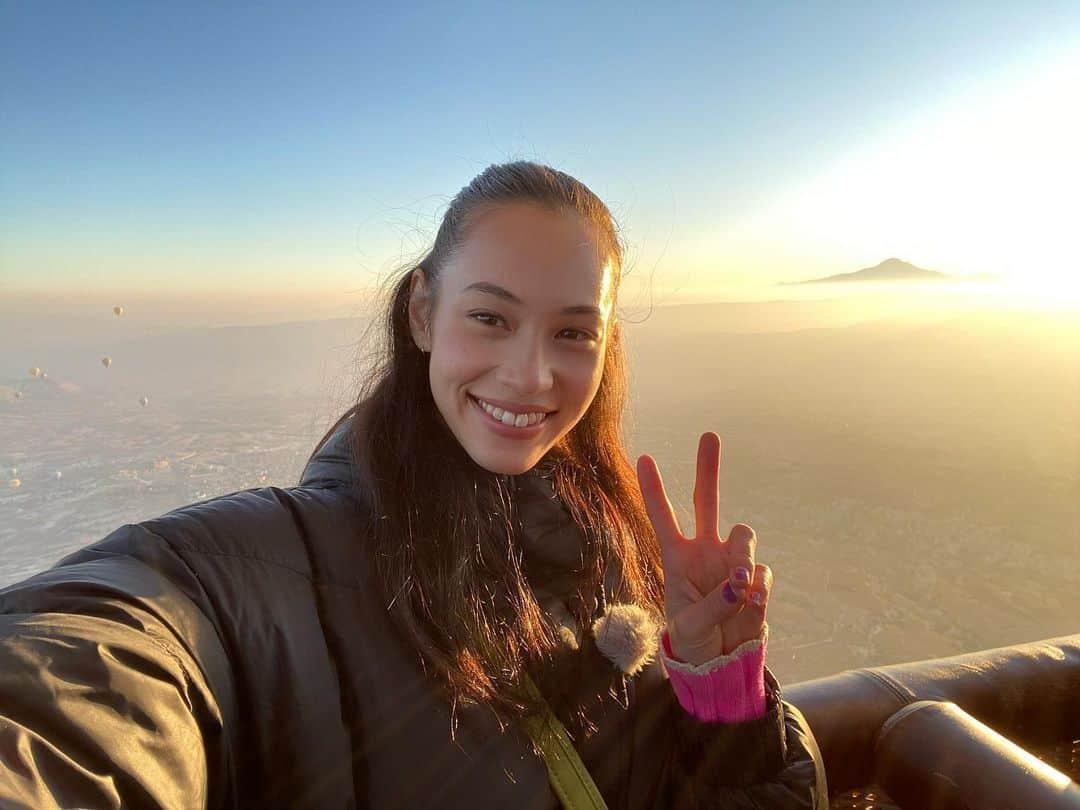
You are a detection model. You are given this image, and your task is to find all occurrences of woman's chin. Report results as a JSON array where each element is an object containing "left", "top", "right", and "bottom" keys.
[
  {"left": 477, "top": 458, "right": 535, "bottom": 477},
  {"left": 467, "top": 446, "right": 543, "bottom": 477}
]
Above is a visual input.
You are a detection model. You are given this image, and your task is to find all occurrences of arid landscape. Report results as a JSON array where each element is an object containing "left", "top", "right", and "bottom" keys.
[{"left": 2, "top": 295, "right": 1077, "bottom": 684}]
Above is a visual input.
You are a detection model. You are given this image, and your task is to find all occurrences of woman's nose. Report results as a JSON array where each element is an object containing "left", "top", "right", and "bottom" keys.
[{"left": 498, "top": 338, "right": 553, "bottom": 394}]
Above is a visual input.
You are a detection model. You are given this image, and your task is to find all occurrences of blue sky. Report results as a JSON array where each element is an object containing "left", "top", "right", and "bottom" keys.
[{"left": 3, "top": 1, "right": 1078, "bottom": 320}]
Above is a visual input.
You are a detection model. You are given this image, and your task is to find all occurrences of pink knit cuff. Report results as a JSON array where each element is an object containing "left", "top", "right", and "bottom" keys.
[{"left": 660, "top": 624, "right": 768, "bottom": 723}]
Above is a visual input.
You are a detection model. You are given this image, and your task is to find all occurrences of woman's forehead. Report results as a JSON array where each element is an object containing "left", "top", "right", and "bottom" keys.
[{"left": 448, "top": 203, "right": 614, "bottom": 313}]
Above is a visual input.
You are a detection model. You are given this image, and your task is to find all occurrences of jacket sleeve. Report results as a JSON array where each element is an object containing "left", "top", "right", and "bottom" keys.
[
  {"left": 0, "top": 525, "right": 236, "bottom": 810},
  {"left": 661, "top": 667, "right": 829, "bottom": 808}
]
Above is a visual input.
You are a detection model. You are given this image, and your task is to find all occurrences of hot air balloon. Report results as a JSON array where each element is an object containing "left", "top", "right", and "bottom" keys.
[
  {"left": 113, "top": 305, "right": 124, "bottom": 317},
  {"left": 13, "top": 391, "right": 22, "bottom": 400},
  {"left": 28, "top": 367, "right": 41, "bottom": 378},
  {"left": 8, "top": 468, "right": 16, "bottom": 478},
  {"left": 41, "top": 372, "right": 48, "bottom": 381},
  {"left": 140, "top": 395, "right": 150, "bottom": 407},
  {"left": 8, "top": 478, "right": 20, "bottom": 490},
  {"left": 54, "top": 470, "right": 63, "bottom": 480},
  {"left": 101, "top": 357, "right": 112, "bottom": 369}
]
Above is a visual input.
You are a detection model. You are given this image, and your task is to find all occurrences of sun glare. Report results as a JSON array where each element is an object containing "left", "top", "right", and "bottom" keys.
[{"left": 729, "top": 49, "right": 1080, "bottom": 304}]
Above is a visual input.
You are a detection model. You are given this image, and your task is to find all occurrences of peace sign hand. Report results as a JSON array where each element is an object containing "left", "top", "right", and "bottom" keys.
[{"left": 636, "top": 432, "right": 772, "bottom": 666}]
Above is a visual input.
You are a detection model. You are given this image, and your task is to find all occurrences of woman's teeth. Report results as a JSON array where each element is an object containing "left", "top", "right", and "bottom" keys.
[{"left": 474, "top": 396, "right": 549, "bottom": 428}]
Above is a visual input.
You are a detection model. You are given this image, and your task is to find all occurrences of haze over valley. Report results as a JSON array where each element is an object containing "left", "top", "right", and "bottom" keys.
[{"left": 2, "top": 291, "right": 1077, "bottom": 684}]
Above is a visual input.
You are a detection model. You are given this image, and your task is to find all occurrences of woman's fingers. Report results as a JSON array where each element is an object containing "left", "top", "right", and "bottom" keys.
[
  {"left": 726, "top": 523, "right": 758, "bottom": 586},
  {"left": 692, "top": 432, "right": 721, "bottom": 541},
  {"left": 676, "top": 565, "right": 772, "bottom": 660},
  {"left": 748, "top": 563, "right": 773, "bottom": 610},
  {"left": 636, "top": 454, "right": 684, "bottom": 545},
  {"left": 671, "top": 575, "right": 747, "bottom": 657}
]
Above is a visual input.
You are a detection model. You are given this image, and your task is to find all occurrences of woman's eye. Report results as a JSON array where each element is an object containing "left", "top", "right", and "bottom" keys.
[
  {"left": 469, "top": 312, "right": 595, "bottom": 342},
  {"left": 469, "top": 312, "right": 504, "bottom": 327},
  {"left": 560, "top": 329, "right": 595, "bottom": 342}
]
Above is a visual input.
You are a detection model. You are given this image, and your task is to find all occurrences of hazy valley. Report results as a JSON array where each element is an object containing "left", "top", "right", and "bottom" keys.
[{"left": 2, "top": 296, "right": 1077, "bottom": 684}]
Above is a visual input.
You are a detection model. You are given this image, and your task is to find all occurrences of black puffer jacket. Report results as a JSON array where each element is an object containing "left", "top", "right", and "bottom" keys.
[{"left": 0, "top": 416, "right": 827, "bottom": 809}]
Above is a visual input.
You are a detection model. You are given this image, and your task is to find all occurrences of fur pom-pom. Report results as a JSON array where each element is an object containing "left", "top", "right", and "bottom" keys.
[{"left": 591, "top": 603, "right": 660, "bottom": 676}]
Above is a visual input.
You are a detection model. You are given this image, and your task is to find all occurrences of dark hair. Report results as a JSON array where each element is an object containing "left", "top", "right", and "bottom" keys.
[{"left": 313, "top": 161, "right": 664, "bottom": 728}]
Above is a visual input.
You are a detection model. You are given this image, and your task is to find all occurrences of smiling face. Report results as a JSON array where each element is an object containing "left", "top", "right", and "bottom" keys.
[{"left": 409, "top": 202, "right": 615, "bottom": 475}]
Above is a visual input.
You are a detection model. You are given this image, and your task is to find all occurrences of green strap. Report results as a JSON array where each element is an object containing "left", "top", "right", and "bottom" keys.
[{"left": 520, "top": 674, "right": 609, "bottom": 810}]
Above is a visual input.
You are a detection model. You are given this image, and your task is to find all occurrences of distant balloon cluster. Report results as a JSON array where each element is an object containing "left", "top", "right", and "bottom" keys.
[
  {"left": 5, "top": 462, "right": 65, "bottom": 491},
  {"left": 8, "top": 305, "right": 158, "bottom": 491},
  {"left": 16, "top": 305, "right": 152, "bottom": 409}
]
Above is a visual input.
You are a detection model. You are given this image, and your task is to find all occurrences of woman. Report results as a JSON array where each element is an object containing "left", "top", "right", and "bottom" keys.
[{"left": 0, "top": 161, "right": 827, "bottom": 808}]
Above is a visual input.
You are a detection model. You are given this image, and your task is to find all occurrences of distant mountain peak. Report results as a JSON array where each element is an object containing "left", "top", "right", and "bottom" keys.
[{"left": 780, "top": 258, "right": 953, "bottom": 286}]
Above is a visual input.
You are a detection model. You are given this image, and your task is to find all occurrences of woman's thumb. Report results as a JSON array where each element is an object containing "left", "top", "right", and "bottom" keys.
[{"left": 676, "top": 577, "right": 746, "bottom": 649}]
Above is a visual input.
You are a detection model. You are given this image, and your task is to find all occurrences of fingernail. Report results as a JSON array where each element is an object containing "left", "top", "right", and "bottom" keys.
[
  {"left": 733, "top": 567, "right": 750, "bottom": 585},
  {"left": 750, "top": 592, "right": 764, "bottom": 606},
  {"left": 722, "top": 582, "right": 739, "bottom": 604}
]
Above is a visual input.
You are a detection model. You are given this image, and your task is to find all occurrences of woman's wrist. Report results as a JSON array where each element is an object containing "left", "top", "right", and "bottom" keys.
[{"left": 660, "top": 624, "right": 769, "bottom": 723}]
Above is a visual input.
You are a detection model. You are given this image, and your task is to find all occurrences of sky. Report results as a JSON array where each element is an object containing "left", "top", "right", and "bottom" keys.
[{"left": 2, "top": 1, "right": 1079, "bottom": 327}]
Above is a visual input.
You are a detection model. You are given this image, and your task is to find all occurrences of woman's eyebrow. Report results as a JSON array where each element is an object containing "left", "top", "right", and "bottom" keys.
[{"left": 461, "top": 281, "right": 603, "bottom": 317}]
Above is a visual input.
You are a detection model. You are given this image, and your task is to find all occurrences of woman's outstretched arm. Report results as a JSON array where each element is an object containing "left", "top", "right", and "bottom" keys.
[{"left": 0, "top": 525, "right": 236, "bottom": 809}]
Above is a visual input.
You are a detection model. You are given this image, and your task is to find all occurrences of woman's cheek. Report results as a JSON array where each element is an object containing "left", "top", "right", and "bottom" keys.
[
  {"left": 559, "top": 352, "right": 604, "bottom": 415},
  {"left": 573, "top": 345, "right": 605, "bottom": 389},
  {"left": 441, "top": 326, "right": 486, "bottom": 369}
]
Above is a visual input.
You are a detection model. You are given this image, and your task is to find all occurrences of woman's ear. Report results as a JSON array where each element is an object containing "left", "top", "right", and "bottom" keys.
[{"left": 407, "top": 268, "right": 431, "bottom": 353}]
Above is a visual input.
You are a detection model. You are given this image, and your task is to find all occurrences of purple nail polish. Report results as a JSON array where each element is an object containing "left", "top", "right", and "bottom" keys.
[
  {"left": 734, "top": 567, "right": 750, "bottom": 585},
  {"left": 722, "top": 582, "right": 739, "bottom": 604}
]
